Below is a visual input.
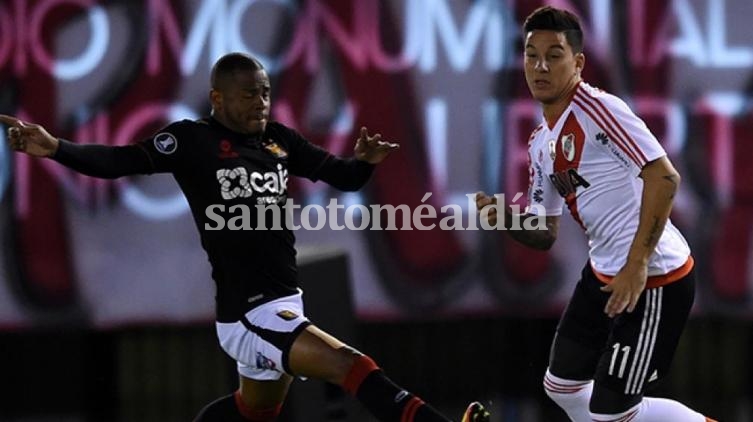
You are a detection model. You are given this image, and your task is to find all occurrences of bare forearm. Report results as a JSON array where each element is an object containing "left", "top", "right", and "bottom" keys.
[
  {"left": 626, "top": 172, "right": 679, "bottom": 265},
  {"left": 504, "top": 209, "right": 558, "bottom": 250}
]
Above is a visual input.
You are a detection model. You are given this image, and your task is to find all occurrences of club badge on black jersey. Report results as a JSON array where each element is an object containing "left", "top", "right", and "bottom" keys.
[{"left": 264, "top": 141, "right": 287, "bottom": 158}]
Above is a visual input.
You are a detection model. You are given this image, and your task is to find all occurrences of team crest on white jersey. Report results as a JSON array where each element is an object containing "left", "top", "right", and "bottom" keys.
[
  {"left": 561, "top": 133, "right": 575, "bottom": 161},
  {"left": 153, "top": 132, "right": 177, "bottom": 155}
]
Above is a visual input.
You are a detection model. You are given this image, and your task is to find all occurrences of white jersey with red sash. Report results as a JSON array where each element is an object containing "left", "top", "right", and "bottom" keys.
[{"left": 525, "top": 82, "right": 691, "bottom": 285}]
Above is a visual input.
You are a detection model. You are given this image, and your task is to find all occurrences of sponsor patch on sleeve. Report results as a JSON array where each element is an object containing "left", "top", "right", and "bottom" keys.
[{"left": 153, "top": 132, "right": 178, "bottom": 155}]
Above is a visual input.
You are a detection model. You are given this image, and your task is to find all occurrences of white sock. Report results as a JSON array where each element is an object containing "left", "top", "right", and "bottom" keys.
[
  {"left": 590, "top": 398, "right": 707, "bottom": 422},
  {"left": 543, "top": 369, "right": 593, "bottom": 422}
]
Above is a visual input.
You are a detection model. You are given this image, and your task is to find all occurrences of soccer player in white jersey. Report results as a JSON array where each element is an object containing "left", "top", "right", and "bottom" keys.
[{"left": 476, "top": 6, "right": 716, "bottom": 422}]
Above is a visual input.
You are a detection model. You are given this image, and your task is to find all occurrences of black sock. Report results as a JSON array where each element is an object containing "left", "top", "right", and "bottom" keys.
[
  {"left": 350, "top": 366, "right": 452, "bottom": 422},
  {"left": 193, "top": 393, "right": 247, "bottom": 422},
  {"left": 194, "top": 391, "right": 281, "bottom": 422}
]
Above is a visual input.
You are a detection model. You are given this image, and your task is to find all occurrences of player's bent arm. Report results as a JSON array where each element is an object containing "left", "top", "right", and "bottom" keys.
[
  {"left": 53, "top": 139, "right": 153, "bottom": 179},
  {"left": 315, "top": 156, "right": 375, "bottom": 191},
  {"left": 504, "top": 211, "right": 560, "bottom": 250},
  {"left": 626, "top": 156, "right": 680, "bottom": 265}
]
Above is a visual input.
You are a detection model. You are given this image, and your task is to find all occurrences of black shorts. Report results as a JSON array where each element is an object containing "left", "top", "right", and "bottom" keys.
[{"left": 549, "top": 262, "right": 695, "bottom": 398}]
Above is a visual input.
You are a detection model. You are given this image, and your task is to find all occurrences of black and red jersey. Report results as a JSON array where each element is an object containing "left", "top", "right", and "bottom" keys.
[{"left": 54, "top": 117, "right": 373, "bottom": 322}]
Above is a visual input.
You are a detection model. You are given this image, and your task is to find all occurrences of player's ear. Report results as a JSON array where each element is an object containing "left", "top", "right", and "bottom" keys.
[
  {"left": 209, "top": 89, "right": 222, "bottom": 110},
  {"left": 575, "top": 52, "right": 585, "bottom": 74}
]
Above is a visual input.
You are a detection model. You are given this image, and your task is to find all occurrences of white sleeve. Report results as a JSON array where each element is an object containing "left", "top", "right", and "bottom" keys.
[
  {"left": 525, "top": 149, "right": 563, "bottom": 216},
  {"left": 595, "top": 94, "right": 666, "bottom": 176}
]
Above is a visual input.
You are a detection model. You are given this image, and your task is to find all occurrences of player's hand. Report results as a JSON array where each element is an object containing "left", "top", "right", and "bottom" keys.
[
  {"left": 601, "top": 262, "right": 647, "bottom": 318},
  {"left": 475, "top": 191, "right": 499, "bottom": 226},
  {"left": 354, "top": 126, "right": 399, "bottom": 164},
  {"left": 0, "top": 115, "right": 59, "bottom": 157}
]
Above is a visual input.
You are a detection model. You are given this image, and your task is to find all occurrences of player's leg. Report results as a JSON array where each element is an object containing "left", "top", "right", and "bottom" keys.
[
  {"left": 198, "top": 291, "right": 488, "bottom": 422},
  {"left": 194, "top": 293, "right": 307, "bottom": 421},
  {"left": 193, "top": 375, "right": 291, "bottom": 421},
  {"left": 544, "top": 335, "right": 596, "bottom": 421},
  {"left": 544, "top": 264, "right": 611, "bottom": 421},
  {"left": 288, "top": 324, "right": 489, "bottom": 422},
  {"left": 589, "top": 269, "right": 715, "bottom": 421}
]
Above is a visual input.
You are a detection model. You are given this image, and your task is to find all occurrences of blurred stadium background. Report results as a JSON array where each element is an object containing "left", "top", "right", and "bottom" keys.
[{"left": 0, "top": 0, "right": 751, "bottom": 421}]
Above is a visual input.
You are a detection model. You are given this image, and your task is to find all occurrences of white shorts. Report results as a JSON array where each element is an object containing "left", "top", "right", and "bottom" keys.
[{"left": 216, "top": 291, "right": 310, "bottom": 381}]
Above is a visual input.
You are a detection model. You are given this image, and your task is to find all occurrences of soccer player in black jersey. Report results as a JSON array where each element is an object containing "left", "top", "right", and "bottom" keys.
[{"left": 2, "top": 53, "right": 489, "bottom": 422}]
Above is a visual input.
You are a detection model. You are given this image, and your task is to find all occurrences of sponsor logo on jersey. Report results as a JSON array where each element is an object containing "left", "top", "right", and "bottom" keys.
[
  {"left": 548, "top": 139, "right": 556, "bottom": 160},
  {"left": 255, "top": 352, "right": 276, "bottom": 370},
  {"left": 596, "top": 132, "right": 631, "bottom": 168},
  {"left": 534, "top": 163, "right": 544, "bottom": 187},
  {"left": 218, "top": 139, "right": 239, "bottom": 159},
  {"left": 561, "top": 133, "right": 575, "bottom": 161},
  {"left": 532, "top": 188, "right": 544, "bottom": 203},
  {"left": 276, "top": 310, "right": 298, "bottom": 321},
  {"left": 153, "top": 132, "right": 177, "bottom": 155},
  {"left": 264, "top": 141, "right": 288, "bottom": 158},
  {"left": 216, "top": 165, "right": 288, "bottom": 200},
  {"left": 549, "top": 168, "right": 591, "bottom": 199}
]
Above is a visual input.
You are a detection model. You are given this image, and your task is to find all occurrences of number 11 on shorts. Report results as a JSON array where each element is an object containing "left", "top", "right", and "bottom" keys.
[{"left": 608, "top": 343, "right": 631, "bottom": 379}]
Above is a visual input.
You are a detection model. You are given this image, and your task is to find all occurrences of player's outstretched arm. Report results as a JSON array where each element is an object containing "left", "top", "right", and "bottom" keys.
[
  {"left": 475, "top": 191, "right": 560, "bottom": 250},
  {"left": 1, "top": 114, "right": 152, "bottom": 179},
  {"left": 1, "top": 115, "right": 59, "bottom": 157}
]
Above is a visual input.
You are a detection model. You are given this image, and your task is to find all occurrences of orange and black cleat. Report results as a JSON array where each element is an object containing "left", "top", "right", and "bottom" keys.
[{"left": 461, "top": 401, "right": 490, "bottom": 422}]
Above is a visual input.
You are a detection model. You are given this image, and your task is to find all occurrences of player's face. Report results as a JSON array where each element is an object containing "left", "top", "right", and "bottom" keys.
[
  {"left": 524, "top": 30, "right": 583, "bottom": 105},
  {"left": 213, "top": 69, "right": 271, "bottom": 135}
]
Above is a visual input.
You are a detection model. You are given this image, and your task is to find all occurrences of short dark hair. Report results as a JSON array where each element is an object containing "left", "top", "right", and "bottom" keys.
[
  {"left": 523, "top": 6, "right": 583, "bottom": 53},
  {"left": 211, "top": 52, "right": 265, "bottom": 90}
]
